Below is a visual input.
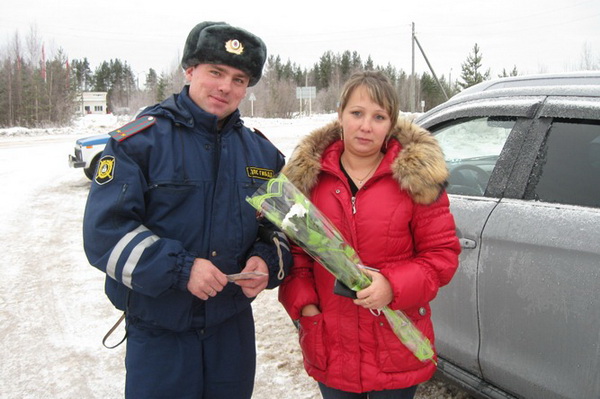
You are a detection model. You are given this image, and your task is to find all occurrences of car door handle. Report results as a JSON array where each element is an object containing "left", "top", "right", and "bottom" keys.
[{"left": 459, "top": 238, "right": 477, "bottom": 249}]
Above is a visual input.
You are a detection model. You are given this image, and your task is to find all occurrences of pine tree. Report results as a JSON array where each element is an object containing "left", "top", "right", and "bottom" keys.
[
  {"left": 45, "top": 49, "right": 74, "bottom": 124},
  {"left": 351, "top": 51, "right": 362, "bottom": 70},
  {"left": 458, "top": 43, "right": 491, "bottom": 89},
  {"left": 70, "top": 58, "right": 93, "bottom": 91},
  {"left": 420, "top": 72, "right": 450, "bottom": 112},
  {"left": 498, "top": 65, "right": 519, "bottom": 78},
  {"left": 340, "top": 51, "right": 352, "bottom": 81},
  {"left": 145, "top": 68, "right": 158, "bottom": 92},
  {"left": 93, "top": 61, "right": 111, "bottom": 92},
  {"left": 316, "top": 51, "right": 334, "bottom": 90},
  {"left": 156, "top": 72, "right": 168, "bottom": 103}
]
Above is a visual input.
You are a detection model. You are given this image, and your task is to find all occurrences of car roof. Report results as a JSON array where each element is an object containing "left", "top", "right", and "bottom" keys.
[
  {"left": 458, "top": 71, "right": 600, "bottom": 95},
  {"left": 415, "top": 71, "right": 600, "bottom": 125}
]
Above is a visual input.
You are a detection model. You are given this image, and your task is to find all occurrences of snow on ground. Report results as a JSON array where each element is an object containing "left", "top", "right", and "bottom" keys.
[{"left": 0, "top": 113, "right": 469, "bottom": 398}]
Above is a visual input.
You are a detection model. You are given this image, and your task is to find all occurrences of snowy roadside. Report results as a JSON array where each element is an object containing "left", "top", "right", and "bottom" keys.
[
  {"left": 0, "top": 114, "right": 469, "bottom": 398},
  {"left": 0, "top": 114, "right": 127, "bottom": 140}
]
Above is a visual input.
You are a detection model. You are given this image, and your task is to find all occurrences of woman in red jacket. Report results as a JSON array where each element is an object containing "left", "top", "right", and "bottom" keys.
[{"left": 278, "top": 71, "right": 461, "bottom": 398}]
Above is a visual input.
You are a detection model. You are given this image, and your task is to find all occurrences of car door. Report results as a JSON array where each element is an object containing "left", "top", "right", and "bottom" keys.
[
  {"left": 477, "top": 97, "right": 600, "bottom": 399},
  {"left": 418, "top": 97, "right": 543, "bottom": 382}
]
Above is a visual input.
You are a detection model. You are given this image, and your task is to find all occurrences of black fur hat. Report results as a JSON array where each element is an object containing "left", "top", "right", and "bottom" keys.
[{"left": 181, "top": 21, "right": 267, "bottom": 87}]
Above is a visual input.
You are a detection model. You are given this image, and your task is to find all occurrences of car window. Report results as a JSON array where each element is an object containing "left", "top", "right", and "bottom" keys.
[
  {"left": 526, "top": 119, "right": 600, "bottom": 208},
  {"left": 432, "top": 117, "right": 516, "bottom": 196}
]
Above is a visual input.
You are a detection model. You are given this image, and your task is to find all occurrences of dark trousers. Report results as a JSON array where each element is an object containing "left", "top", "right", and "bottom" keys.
[
  {"left": 318, "top": 382, "right": 418, "bottom": 399},
  {"left": 124, "top": 306, "right": 256, "bottom": 399}
]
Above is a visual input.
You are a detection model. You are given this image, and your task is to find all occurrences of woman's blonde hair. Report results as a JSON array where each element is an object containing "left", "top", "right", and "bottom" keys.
[{"left": 338, "top": 70, "right": 400, "bottom": 129}]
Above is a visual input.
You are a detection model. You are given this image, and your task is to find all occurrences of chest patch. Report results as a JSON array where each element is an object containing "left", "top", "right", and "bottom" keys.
[{"left": 246, "top": 166, "right": 275, "bottom": 180}]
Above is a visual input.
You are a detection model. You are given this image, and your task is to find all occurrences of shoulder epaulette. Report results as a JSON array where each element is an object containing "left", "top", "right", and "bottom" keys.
[
  {"left": 109, "top": 115, "right": 156, "bottom": 142},
  {"left": 251, "top": 127, "right": 284, "bottom": 157},
  {"left": 251, "top": 127, "right": 268, "bottom": 141}
]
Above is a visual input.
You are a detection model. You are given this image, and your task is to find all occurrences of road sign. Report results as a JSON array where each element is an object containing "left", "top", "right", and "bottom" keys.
[
  {"left": 296, "top": 86, "right": 316, "bottom": 100},
  {"left": 248, "top": 92, "right": 257, "bottom": 116}
]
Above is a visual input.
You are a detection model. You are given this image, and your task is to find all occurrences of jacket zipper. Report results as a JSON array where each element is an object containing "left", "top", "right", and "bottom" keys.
[
  {"left": 351, "top": 196, "right": 357, "bottom": 214},
  {"left": 215, "top": 132, "right": 222, "bottom": 173}
]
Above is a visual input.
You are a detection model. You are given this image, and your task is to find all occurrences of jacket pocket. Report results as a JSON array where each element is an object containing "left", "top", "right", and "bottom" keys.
[
  {"left": 373, "top": 309, "right": 432, "bottom": 373},
  {"left": 128, "top": 289, "right": 194, "bottom": 332},
  {"left": 299, "top": 313, "right": 327, "bottom": 371}
]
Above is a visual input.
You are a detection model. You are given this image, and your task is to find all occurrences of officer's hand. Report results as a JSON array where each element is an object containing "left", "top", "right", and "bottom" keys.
[
  {"left": 187, "top": 258, "right": 228, "bottom": 301},
  {"left": 235, "top": 256, "right": 269, "bottom": 298}
]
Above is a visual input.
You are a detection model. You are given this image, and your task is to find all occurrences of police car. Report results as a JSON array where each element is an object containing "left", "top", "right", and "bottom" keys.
[
  {"left": 68, "top": 107, "right": 147, "bottom": 180},
  {"left": 68, "top": 132, "right": 110, "bottom": 179}
]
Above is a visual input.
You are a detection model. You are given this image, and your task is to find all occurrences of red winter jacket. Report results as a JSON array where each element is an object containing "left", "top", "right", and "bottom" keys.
[{"left": 278, "top": 118, "right": 461, "bottom": 393}]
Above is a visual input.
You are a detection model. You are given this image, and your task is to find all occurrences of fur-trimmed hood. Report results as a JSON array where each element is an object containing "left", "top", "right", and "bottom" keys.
[{"left": 282, "top": 116, "right": 448, "bottom": 204}]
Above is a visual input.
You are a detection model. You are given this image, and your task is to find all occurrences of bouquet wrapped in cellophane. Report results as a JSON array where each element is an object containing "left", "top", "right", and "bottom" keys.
[{"left": 246, "top": 173, "right": 436, "bottom": 364}]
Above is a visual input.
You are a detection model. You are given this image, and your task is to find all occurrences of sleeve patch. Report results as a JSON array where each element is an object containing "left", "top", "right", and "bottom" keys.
[
  {"left": 94, "top": 155, "right": 116, "bottom": 185},
  {"left": 109, "top": 116, "right": 156, "bottom": 142}
]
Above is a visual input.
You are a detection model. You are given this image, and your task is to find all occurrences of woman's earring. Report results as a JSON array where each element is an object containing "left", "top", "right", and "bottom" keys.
[{"left": 340, "top": 128, "right": 344, "bottom": 140}]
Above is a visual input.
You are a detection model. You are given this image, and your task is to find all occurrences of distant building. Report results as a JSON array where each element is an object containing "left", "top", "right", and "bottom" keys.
[{"left": 76, "top": 92, "right": 108, "bottom": 115}]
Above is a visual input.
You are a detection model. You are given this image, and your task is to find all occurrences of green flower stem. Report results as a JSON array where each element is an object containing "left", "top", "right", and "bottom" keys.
[{"left": 382, "top": 307, "right": 436, "bottom": 364}]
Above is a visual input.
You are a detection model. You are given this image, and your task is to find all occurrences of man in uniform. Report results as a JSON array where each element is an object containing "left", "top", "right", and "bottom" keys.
[{"left": 83, "top": 21, "right": 291, "bottom": 398}]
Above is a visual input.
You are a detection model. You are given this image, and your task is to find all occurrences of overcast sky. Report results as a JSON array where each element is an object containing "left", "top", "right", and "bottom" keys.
[{"left": 1, "top": 0, "right": 599, "bottom": 83}]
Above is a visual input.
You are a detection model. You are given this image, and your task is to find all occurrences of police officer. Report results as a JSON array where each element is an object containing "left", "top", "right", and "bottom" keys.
[{"left": 83, "top": 21, "right": 292, "bottom": 398}]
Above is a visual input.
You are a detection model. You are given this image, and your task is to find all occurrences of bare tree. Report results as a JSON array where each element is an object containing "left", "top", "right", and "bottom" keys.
[
  {"left": 9, "top": 31, "right": 24, "bottom": 126},
  {"left": 25, "top": 24, "right": 41, "bottom": 67},
  {"left": 580, "top": 42, "right": 599, "bottom": 71}
]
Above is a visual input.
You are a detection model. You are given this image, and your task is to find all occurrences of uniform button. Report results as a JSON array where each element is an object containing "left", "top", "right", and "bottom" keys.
[
  {"left": 419, "top": 307, "right": 427, "bottom": 316},
  {"left": 211, "top": 251, "right": 217, "bottom": 257},
  {"left": 335, "top": 189, "right": 341, "bottom": 194}
]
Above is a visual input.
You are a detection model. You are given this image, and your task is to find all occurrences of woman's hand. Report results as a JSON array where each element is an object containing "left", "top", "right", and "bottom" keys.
[
  {"left": 301, "top": 304, "right": 321, "bottom": 317},
  {"left": 354, "top": 269, "right": 393, "bottom": 310}
]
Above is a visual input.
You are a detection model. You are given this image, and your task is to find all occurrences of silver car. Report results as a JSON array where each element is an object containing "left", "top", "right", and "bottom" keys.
[{"left": 415, "top": 72, "right": 600, "bottom": 399}]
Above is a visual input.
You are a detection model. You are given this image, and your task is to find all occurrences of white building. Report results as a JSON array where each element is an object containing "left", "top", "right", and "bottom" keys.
[{"left": 76, "top": 92, "right": 108, "bottom": 115}]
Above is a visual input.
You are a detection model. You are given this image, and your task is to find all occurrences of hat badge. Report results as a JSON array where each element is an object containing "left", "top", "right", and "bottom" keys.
[{"left": 225, "top": 39, "right": 244, "bottom": 55}]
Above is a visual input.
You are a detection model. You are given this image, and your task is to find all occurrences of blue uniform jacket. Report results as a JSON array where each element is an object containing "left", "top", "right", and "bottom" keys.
[{"left": 83, "top": 87, "right": 291, "bottom": 331}]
